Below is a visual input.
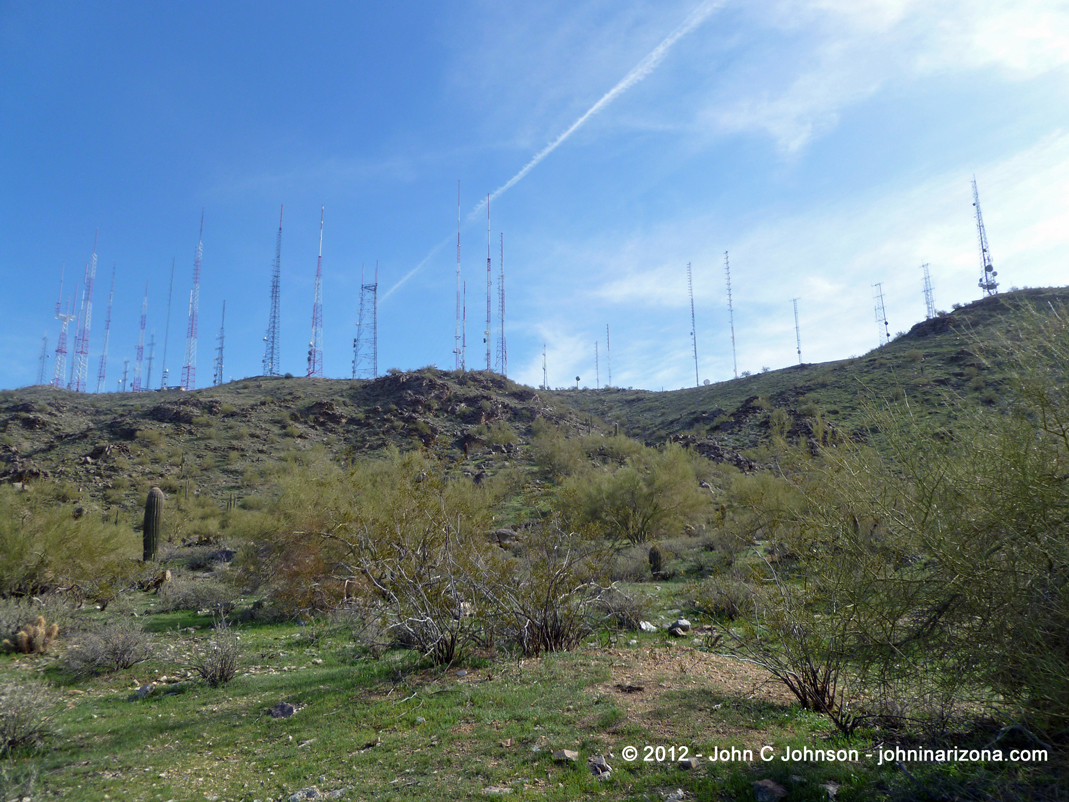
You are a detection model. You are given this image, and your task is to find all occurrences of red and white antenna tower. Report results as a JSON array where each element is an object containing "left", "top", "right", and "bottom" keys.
[
  {"left": 182, "top": 212, "right": 203, "bottom": 390},
  {"left": 95, "top": 265, "right": 116, "bottom": 393},
  {"left": 71, "top": 231, "right": 99, "bottom": 393},
  {"left": 263, "top": 206, "right": 282, "bottom": 376},
  {"left": 307, "top": 206, "right": 325, "bottom": 378},
  {"left": 51, "top": 266, "right": 75, "bottom": 388},
  {"left": 485, "top": 194, "right": 492, "bottom": 372},
  {"left": 496, "top": 232, "right": 506, "bottom": 377},
  {"left": 454, "top": 181, "right": 462, "bottom": 370},
  {"left": 132, "top": 281, "right": 149, "bottom": 391}
]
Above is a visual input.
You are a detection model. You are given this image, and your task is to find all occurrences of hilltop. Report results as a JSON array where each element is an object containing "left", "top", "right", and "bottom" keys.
[{"left": 2, "top": 286, "right": 1065, "bottom": 511}]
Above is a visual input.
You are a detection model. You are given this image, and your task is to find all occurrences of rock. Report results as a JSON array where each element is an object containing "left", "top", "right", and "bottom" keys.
[
  {"left": 823, "top": 781, "right": 841, "bottom": 799},
  {"left": 552, "top": 749, "right": 579, "bottom": 762},
  {"left": 665, "top": 789, "right": 687, "bottom": 802},
  {"left": 588, "top": 754, "right": 612, "bottom": 779},
  {"left": 483, "top": 786, "right": 512, "bottom": 795},
  {"left": 269, "top": 702, "right": 296, "bottom": 719},
  {"left": 753, "top": 779, "right": 788, "bottom": 802},
  {"left": 288, "top": 788, "right": 322, "bottom": 801},
  {"left": 456, "top": 669, "right": 468, "bottom": 678},
  {"left": 678, "top": 757, "right": 700, "bottom": 770},
  {"left": 671, "top": 618, "right": 691, "bottom": 632},
  {"left": 668, "top": 627, "right": 687, "bottom": 637},
  {"left": 628, "top": 639, "right": 638, "bottom": 646},
  {"left": 639, "top": 621, "right": 658, "bottom": 633}
]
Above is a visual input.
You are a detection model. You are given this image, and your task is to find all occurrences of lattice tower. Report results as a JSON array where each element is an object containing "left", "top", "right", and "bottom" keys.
[
  {"left": 182, "top": 212, "right": 203, "bottom": 389},
  {"left": 263, "top": 206, "right": 283, "bottom": 376},
  {"left": 95, "top": 265, "right": 116, "bottom": 393},
  {"left": 307, "top": 206, "right": 325, "bottom": 378}
]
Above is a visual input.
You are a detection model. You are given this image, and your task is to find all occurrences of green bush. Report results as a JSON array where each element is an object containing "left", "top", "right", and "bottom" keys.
[
  {"left": 559, "top": 443, "right": 712, "bottom": 545},
  {"left": 0, "top": 489, "right": 137, "bottom": 596}
]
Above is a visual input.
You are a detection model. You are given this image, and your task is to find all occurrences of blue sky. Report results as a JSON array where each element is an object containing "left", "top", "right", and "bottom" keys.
[{"left": 2, "top": 0, "right": 1067, "bottom": 393}]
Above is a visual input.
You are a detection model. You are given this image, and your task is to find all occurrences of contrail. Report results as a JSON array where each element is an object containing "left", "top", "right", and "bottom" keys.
[
  {"left": 383, "top": 0, "right": 720, "bottom": 302},
  {"left": 470, "top": 0, "right": 721, "bottom": 220}
]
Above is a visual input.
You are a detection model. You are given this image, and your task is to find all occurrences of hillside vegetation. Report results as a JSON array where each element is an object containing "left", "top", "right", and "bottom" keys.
[{"left": 1, "top": 287, "right": 1067, "bottom": 801}]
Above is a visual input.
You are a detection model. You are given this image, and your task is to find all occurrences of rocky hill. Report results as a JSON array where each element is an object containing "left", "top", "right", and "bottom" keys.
[{"left": 2, "top": 286, "right": 1066, "bottom": 514}]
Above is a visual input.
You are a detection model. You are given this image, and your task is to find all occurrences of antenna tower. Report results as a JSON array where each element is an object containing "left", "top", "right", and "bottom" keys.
[
  {"left": 687, "top": 262, "right": 699, "bottom": 387},
  {"left": 462, "top": 280, "right": 467, "bottom": 371},
  {"left": 605, "top": 325, "right": 611, "bottom": 387},
  {"left": 972, "top": 177, "right": 998, "bottom": 296},
  {"left": 307, "top": 207, "right": 325, "bottom": 377},
  {"left": 120, "top": 359, "right": 128, "bottom": 392},
  {"left": 95, "top": 265, "right": 116, "bottom": 393},
  {"left": 496, "top": 233, "right": 507, "bottom": 376},
  {"left": 542, "top": 344, "right": 547, "bottom": 390},
  {"left": 595, "top": 341, "right": 600, "bottom": 389},
  {"left": 263, "top": 205, "right": 282, "bottom": 376},
  {"left": 921, "top": 263, "right": 936, "bottom": 319},
  {"left": 71, "top": 231, "right": 98, "bottom": 393},
  {"left": 36, "top": 335, "right": 48, "bottom": 385},
  {"left": 51, "top": 267, "right": 75, "bottom": 388},
  {"left": 873, "top": 282, "right": 891, "bottom": 347},
  {"left": 146, "top": 334, "right": 155, "bottom": 389},
  {"left": 485, "top": 194, "right": 492, "bottom": 372},
  {"left": 792, "top": 298, "right": 802, "bottom": 364},
  {"left": 725, "top": 252, "right": 738, "bottom": 379},
  {"left": 454, "top": 181, "right": 462, "bottom": 370},
  {"left": 132, "top": 281, "right": 148, "bottom": 391},
  {"left": 67, "top": 290, "right": 79, "bottom": 389},
  {"left": 214, "top": 302, "right": 226, "bottom": 387},
  {"left": 160, "top": 258, "right": 175, "bottom": 388},
  {"left": 353, "top": 263, "right": 378, "bottom": 379},
  {"left": 182, "top": 212, "right": 203, "bottom": 390}
]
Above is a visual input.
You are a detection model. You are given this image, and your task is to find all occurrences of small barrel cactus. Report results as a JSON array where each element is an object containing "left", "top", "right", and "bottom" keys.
[{"left": 143, "top": 487, "right": 165, "bottom": 562}]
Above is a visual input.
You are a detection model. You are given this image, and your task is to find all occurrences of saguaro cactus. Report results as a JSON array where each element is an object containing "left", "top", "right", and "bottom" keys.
[
  {"left": 648, "top": 544, "right": 664, "bottom": 579},
  {"left": 143, "top": 487, "right": 165, "bottom": 562}
]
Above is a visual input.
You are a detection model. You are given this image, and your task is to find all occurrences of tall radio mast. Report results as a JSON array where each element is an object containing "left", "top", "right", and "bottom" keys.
[
  {"left": 687, "top": 262, "right": 699, "bottom": 387},
  {"left": 972, "top": 177, "right": 999, "bottom": 296},
  {"left": 132, "top": 281, "right": 148, "bottom": 391},
  {"left": 725, "top": 252, "right": 738, "bottom": 379},
  {"left": 182, "top": 211, "right": 203, "bottom": 390},
  {"left": 263, "top": 205, "right": 282, "bottom": 376},
  {"left": 95, "top": 265, "right": 116, "bottom": 393},
  {"left": 307, "top": 206, "right": 325, "bottom": 378},
  {"left": 70, "top": 231, "right": 98, "bottom": 393},
  {"left": 485, "top": 194, "right": 492, "bottom": 372}
]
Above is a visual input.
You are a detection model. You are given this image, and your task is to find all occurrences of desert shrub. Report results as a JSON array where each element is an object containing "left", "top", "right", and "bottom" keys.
[
  {"left": 189, "top": 627, "right": 241, "bottom": 687},
  {"left": 559, "top": 443, "right": 712, "bottom": 545},
  {"left": 0, "top": 682, "right": 58, "bottom": 755},
  {"left": 135, "top": 428, "right": 165, "bottom": 447},
  {"left": 63, "top": 620, "right": 154, "bottom": 676},
  {"left": 594, "top": 585, "right": 653, "bottom": 631},
  {"left": 0, "top": 489, "right": 137, "bottom": 596},
  {"left": 477, "top": 519, "right": 608, "bottom": 656},
  {"left": 155, "top": 576, "right": 238, "bottom": 615},
  {"left": 682, "top": 576, "right": 762, "bottom": 620},
  {"left": 530, "top": 423, "right": 587, "bottom": 478},
  {"left": 608, "top": 544, "right": 653, "bottom": 582}
]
